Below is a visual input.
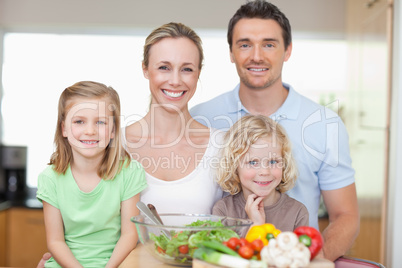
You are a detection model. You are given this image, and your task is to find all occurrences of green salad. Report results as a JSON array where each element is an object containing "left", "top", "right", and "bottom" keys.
[{"left": 149, "top": 219, "right": 239, "bottom": 263}]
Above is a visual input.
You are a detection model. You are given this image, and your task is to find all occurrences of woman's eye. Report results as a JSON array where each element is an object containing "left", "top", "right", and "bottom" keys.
[
  {"left": 249, "top": 160, "right": 258, "bottom": 166},
  {"left": 97, "top": 121, "right": 106, "bottom": 125},
  {"left": 183, "top": 67, "right": 193, "bottom": 72},
  {"left": 269, "top": 160, "right": 278, "bottom": 165},
  {"left": 158, "top": 66, "right": 169, "bottom": 70},
  {"left": 73, "top": 120, "right": 84, "bottom": 124}
]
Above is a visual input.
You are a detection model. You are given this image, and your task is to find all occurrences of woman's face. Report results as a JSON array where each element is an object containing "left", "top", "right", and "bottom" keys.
[{"left": 143, "top": 37, "right": 201, "bottom": 113}]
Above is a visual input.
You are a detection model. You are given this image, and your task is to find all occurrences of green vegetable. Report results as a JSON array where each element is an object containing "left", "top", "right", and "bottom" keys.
[
  {"left": 193, "top": 247, "right": 267, "bottom": 268},
  {"left": 198, "top": 240, "right": 240, "bottom": 257},
  {"left": 149, "top": 219, "right": 239, "bottom": 263}
]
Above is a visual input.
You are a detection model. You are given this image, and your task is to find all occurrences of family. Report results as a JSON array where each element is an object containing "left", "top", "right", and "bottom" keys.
[{"left": 36, "top": 0, "right": 360, "bottom": 267}]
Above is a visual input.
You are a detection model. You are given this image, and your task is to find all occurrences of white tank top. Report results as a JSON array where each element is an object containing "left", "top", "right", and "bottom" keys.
[{"left": 122, "top": 127, "right": 224, "bottom": 215}]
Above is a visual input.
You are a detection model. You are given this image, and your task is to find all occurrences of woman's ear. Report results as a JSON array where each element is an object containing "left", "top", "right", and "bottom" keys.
[
  {"left": 62, "top": 122, "right": 67, "bottom": 137},
  {"left": 142, "top": 62, "right": 149, "bottom": 79},
  {"left": 110, "top": 126, "right": 115, "bottom": 140}
]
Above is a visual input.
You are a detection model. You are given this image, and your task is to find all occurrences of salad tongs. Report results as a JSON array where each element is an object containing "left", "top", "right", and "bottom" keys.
[{"left": 136, "top": 201, "right": 171, "bottom": 239}]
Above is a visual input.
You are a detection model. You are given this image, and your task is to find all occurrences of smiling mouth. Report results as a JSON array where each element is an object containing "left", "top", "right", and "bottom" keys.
[
  {"left": 162, "top": 90, "right": 185, "bottom": 98},
  {"left": 247, "top": 68, "right": 269, "bottom": 72},
  {"left": 81, "top": 140, "right": 99, "bottom": 145},
  {"left": 255, "top": 181, "right": 272, "bottom": 186}
]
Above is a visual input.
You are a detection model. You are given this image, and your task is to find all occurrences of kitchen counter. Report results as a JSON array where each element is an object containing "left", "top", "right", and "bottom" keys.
[
  {"left": 0, "top": 187, "right": 42, "bottom": 211},
  {"left": 119, "top": 244, "right": 172, "bottom": 268},
  {"left": 119, "top": 244, "right": 335, "bottom": 268}
]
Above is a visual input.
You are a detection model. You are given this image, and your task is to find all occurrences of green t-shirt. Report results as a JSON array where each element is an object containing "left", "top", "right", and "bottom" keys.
[{"left": 36, "top": 160, "right": 147, "bottom": 267}]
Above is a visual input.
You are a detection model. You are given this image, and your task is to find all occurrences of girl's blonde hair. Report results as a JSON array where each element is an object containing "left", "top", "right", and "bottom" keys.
[
  {"left": 49, "top": 81, "right": 130, "bottom": 180},
  {"left": 217, "top": 114, "right": 298, "bottom": 195}
]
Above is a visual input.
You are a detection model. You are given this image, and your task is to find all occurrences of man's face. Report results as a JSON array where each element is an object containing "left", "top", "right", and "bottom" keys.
[{"left": 230, "top": 18, "right": 292, "bottom": 91}]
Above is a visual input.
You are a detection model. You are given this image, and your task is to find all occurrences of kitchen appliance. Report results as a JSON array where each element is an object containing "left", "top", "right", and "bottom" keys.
[{"left": 0, "top": 145, "right": 27, "bottom": 201}]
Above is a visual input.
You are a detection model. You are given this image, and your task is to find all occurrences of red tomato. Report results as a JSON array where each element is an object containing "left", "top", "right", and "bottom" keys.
[
  {"left": 251, "top": 239, "right": 264, "bottom": 252},
  {"left": 239, "top": 238, "right": 251, "bottom": 247},
  {"left": 157, "top": 246, "right": 165, "bottom": 254},
  {"left": 178, "top": 245, "right": 189, "bottom": 254},
  {"left": 226, "top": 237, "right": 240, "bottom": 250},
  {"left": 238, "top": 245, "right": 254, "bottom": 259}
]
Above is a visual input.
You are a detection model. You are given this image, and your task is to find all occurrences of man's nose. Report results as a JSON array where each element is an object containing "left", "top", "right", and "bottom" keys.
[{"left": 251, "top": 46, "right": 263, "bottom": 62}]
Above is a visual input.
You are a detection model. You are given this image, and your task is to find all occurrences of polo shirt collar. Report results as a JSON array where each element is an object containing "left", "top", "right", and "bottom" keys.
[
  {"left": 228, "top": 84, "right": 249, "bottom": 114},
  {"left": 272, "top": 82, "right": 301, "bottom": 121},
  {"left": 228, "top": 83, "right": 301, "bottom": 121}
]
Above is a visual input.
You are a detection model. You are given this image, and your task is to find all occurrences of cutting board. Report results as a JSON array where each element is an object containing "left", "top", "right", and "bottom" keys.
[{"left": 193, "top": 257, "right": 334, "bottom": 268}]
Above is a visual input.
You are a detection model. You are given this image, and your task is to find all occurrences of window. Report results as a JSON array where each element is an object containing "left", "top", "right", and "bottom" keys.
[{"left": 1, "top": 32, "right": 347, "bottom": 187}]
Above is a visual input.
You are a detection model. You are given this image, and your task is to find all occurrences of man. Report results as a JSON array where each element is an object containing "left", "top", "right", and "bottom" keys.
[{"left": 190, "top": 0, "right": 359, "bottom": 261}]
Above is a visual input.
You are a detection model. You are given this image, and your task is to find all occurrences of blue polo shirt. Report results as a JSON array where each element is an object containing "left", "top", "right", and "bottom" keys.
[{"left": 190, "top": 83, "right": 355, "bottom": 229}]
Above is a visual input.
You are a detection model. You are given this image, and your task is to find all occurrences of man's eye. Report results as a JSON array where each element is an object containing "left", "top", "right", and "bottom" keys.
[{"left": 240, "top": 44, "right": 249, "bottom": 48}]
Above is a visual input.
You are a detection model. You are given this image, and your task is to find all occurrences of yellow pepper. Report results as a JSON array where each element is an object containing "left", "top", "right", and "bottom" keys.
[{"left": 245, "top": 223, "right": 281, "bottom": 246}]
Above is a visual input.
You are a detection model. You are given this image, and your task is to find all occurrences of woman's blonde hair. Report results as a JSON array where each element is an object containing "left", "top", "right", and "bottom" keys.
[
  {"left": 49, "top": 81, "right": 131, "bottom": 180},
  {"left": 143, "top": 22, "right": 204, "bottom": 70},
  {"left": 217, "top": 114, "right": 298, "bottom": 195}
]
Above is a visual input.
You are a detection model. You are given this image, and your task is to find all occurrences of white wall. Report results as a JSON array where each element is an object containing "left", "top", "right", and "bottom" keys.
[
  {"left": 388, "top": 0, "right": 402, "bottom": 265},
  {"left": 0, "top": 0, "right": 346, "bottom": 39}
]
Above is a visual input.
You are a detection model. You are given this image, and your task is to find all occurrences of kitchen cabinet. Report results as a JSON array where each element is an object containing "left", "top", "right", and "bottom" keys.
[
  {"left": 6, "top": 207, "right": 47, "bottom": 267},
  {"left": 319, "top": 214, "right": 381, "bottom": 262},
  {"left": 0, "top": 209, "right": 6, "bottom": 266}
]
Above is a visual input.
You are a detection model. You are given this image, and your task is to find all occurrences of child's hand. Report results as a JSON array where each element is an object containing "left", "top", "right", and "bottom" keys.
[{"left": 245, "top": 194, "right": 266, "bottom": 226}]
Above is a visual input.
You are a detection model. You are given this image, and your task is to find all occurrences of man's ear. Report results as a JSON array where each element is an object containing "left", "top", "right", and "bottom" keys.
[
  {"left": 230, "top": 50, "right": 235, "bottom": 63},
  {"left": 142, "top": 62, "right": 149, "bottom": 79},
  {"left": 284, "top": 42, "right": 292, "bottom": 62}
]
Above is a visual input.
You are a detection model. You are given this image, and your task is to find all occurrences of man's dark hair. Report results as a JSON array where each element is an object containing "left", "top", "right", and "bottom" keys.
[{"left": 227, "top": 0, "right": 292, "bottom": 51}]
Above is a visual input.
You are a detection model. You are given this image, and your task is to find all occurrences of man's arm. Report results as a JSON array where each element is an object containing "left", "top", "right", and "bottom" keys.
[{"left": 320, "top": 183, "right": 360, "bottom": 261}]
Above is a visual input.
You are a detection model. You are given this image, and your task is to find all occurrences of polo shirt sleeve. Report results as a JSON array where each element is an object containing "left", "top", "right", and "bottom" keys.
[
  {"left": 36, "top": 167, "right": 59, "bottom": 209},
  {"left": 121, "top": 160, "right": 147, "bottom": 201},
  {"left": 318, "top": 117, "right": 355, "bottom": 190}
]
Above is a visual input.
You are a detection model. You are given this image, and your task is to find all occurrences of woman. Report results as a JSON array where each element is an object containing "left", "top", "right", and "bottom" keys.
[{"left": 123, "top": 22, "right": 224, "bottom": 214}]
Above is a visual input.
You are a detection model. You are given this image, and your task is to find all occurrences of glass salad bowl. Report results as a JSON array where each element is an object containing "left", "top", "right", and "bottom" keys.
[{"left": 131, "top": 213, "right": 253, "bottom": 267}]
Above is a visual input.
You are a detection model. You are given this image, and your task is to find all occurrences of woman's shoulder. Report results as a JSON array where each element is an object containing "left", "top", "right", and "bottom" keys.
[
  {"left": 123, "top": 120, "right": 150, "bottom": 152},
  {"left": 124, "top": 120, "right": 148, "bottom": 140}
]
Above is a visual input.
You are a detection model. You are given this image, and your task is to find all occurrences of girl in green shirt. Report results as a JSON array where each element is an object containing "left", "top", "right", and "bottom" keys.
[{"left": 37, "top": 81, "right": 147, "bottom": 267}]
